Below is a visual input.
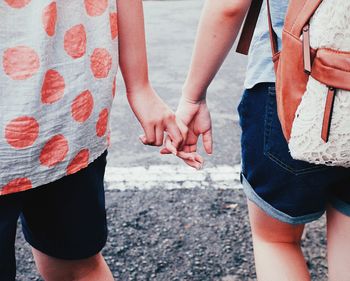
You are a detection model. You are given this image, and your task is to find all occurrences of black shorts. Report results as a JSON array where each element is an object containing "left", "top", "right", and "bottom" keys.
[{"left": 0, "top": 150, "right": 108, "bottom": 280}]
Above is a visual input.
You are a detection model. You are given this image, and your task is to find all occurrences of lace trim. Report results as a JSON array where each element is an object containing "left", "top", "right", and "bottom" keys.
[{"left": 289, "top": 0, "right": 350, "bottom": 167}]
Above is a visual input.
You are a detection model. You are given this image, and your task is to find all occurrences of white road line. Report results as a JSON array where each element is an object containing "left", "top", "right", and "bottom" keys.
[{"left": 105, "top": 164, "right": 243, "bottom": 191}]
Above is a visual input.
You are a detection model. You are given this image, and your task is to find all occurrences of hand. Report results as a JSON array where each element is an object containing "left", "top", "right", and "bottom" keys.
[
  {"left": 127, "top": 84, "right": 188, "bottom": 150},
  {"left": 161, "top": 95, "right": 213, "bottom": 169}
]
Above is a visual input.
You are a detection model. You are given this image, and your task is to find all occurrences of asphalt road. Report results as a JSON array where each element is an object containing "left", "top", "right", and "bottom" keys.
[{"left": 15, "top": 1, "right": 328, "bottom": 281}]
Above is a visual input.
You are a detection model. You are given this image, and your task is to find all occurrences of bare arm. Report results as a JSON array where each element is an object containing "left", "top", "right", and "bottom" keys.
[
  {"left": 117, "top": 0, "right": 149, "bottom": 94},
  {"left": 117, "top": 0, "right": 186, "bottom": 148},
  {"left": 183, "top": 0, "right": 252, "bottom": 101},
  {"left": 162, "top": 0, "right": 253, "bottom": 166}
]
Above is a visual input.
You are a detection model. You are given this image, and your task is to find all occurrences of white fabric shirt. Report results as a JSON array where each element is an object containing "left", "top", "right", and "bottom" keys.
[
  {"left": 0, "top": 0, "right": 118, "bottom": 195},
  {"left": 244, "top": 0, "right": 289, "bottom": 89}
]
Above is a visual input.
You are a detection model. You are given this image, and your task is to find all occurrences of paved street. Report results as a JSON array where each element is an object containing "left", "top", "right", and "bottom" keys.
[{"left": 16, "top": 1, "right": 328, "bottom": 280}]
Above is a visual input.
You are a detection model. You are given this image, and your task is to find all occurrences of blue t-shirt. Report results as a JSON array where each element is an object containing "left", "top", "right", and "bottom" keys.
[{"left": 244, "top": 0, "right": 289, "bottom": 89}]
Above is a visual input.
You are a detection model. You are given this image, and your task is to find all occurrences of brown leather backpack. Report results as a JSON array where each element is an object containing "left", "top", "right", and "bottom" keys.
[{"left": 237, "top": 0, "right": 350, "bottom": 142}]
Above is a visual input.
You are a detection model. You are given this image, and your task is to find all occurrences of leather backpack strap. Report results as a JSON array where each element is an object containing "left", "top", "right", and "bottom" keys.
[
  {"left": 236, "top": 0, "right": 279, "bottom": 57},
  {"left": 236, "top": 0, "right": 263, "bottom": 55},
  {"left": 266, "top": 0, "right": 279, "bottom": 57}
]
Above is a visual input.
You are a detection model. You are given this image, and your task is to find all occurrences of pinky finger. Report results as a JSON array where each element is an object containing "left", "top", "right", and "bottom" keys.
[
  {"left": 160, "top": 147, "right": 172, "bottom": 154},
  {"left": 165, "top": 135, "right": 177, "bottom": 155},
  {"left": 183, "top": 159, "right": 202, "bottom": 170},
  {"left": 176, "top": 151, "right": 203, "bottom": 170},
  {"left": 202, "top": 129, "right": 213, "bottom": 155},
  {"left": 139, "top": 135, "right": 147, "bottom": 145}
]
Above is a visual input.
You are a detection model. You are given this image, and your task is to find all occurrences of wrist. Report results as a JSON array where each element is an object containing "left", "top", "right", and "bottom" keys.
[
  {"left": 181, "top": 83, "right": 207, "bottom": 104},
  {"left": 126, "top": 80, "right": 152, "bottom": 97},
  {"left": 180, "top": 95, "right": 206, "bottom": 106}
]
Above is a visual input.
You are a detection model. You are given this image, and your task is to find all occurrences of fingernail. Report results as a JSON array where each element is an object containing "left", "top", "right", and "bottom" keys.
[{"left": 196, "top": 164, "right": 202, "bottom": 170}]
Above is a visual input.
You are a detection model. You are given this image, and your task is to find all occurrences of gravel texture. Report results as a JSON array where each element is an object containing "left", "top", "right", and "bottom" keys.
[{"left": 16, "top": 188, "right": 328, "bottom": 281}]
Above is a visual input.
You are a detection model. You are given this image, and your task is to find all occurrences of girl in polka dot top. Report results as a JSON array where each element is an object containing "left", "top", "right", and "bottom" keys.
[
  {"left": 0, "top": 1, "right": 185, "bottom": 195},
  {"left": 0, "top": 0, "right": 186, "bottom": 279}
]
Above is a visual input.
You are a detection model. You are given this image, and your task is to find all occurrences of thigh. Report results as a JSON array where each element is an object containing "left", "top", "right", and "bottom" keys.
[
  {"left": 327, "top": 206, "right": 350, "bottom": 281},
  {"left": 32, "top": 249, "right": 113, "bottom": 281},
  {"left": 248, "top": 200, "right": 310, "bottom": 281},
  {"left": 20, "top": 150, "right": 108, "bottom": 260},
  {"left": 0, "top": 194, "right": 22, "bottom": 280},
  {"left": 248, "top": 200, "right": 304, "bottom": 243}
]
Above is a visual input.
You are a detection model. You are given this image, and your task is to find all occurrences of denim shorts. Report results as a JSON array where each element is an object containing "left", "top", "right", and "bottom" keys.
[
  {"left": 238, "top": 83, "right": 350, "bottom": 224},
  {"left": 0, "top": 150, "right": 108, "bottom": 281}
]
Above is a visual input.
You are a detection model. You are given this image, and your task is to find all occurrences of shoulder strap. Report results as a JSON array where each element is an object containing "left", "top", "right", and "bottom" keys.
[
  {"left": 236, "top": 0, "right": 278, "bottom": 57},
  {"left": 266, "top": 0, "right": 278, "bottom": 56},
  {"left": 236, "top": 0, "right": 263, "bottom": 55}
]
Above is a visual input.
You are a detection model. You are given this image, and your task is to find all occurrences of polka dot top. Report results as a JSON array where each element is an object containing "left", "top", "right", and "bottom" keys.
[{"left": 0, "top": 0, "right": 118, "bottom": 195}]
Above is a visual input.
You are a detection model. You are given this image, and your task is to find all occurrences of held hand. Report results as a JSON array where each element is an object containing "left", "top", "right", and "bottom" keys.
[
  {"left": 177, "top": 96, "right": 213, "bottom": 154},
  {"left": 127, "top": 84, "right": 187, "bottom": 150},
  {"left": 161, "top": 96, "right": 213, "bottom": 169}
]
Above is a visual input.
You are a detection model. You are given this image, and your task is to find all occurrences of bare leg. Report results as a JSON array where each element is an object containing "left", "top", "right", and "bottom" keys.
[
  {"left": 248, "top": 200, "right": 310, "bottom": 281},
  {"left": 327, "top": 206, "right": 350, "bottom": 281},
  {"left": 32, "top": 248, "right": 114, "bottom": 281}
]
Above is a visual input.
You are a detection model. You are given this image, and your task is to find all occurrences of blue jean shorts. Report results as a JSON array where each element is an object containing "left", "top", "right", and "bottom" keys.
[
  {"left": 238, "top": 83, "right": 350, "bottom": 225},
  {"left": 0, "top": 150, "right": 108, "bottom": 281}
]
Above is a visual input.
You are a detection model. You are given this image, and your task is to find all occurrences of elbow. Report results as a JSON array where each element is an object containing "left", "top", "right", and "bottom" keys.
[{"left": 219, "top": 0, "right": 251, "bottom": 19}]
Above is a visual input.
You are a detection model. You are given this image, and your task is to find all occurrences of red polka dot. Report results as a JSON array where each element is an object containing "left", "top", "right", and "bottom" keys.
[
  {"left": 64, "top": 24, "right": 87, "bottom": 59},
  {"left": 84, "top": 0, "right": 108, "bottom": 17},
  {"left": 3, "top": 46, "right": 40, "bottom": 80},
  {"left": 109, "top": 12, "right": 118, "bottom": 40},
  {"left": 1, "top": 178, "right": 32, "bottom": 195},
  {"left": 41, "top": 69, "right": 65, "bottom": 104},
  {"left": 5, "top": 116, "right": 39, "bottom": 149},
  {"left": 72, "top": 90, "right": 94, "bottom": 122},
  {"left": 42, "top": 2, "right": 57, "bottom": 37},
  {"left": 112, "top": 76, "right": 116, "bottom": 98},
  {"left": 90, "top": 48, "right": 112, "bottom": 79},
  {"left": 5, "top": 0, "right": 31, "bottom": 8},
  {"left": 67, "top": 149, "right": 90, "bottom": 175},
  {"left": 40, "top": 135, "right": 69, "bottom": 167},
  {"left": 96, "top": 108, "right": 108, "bottom": 137}
]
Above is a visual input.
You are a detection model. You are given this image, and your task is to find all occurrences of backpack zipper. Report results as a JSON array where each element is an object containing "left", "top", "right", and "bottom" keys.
[{"left": 321, "top": 87, "right": 336, "bottom": 143}]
